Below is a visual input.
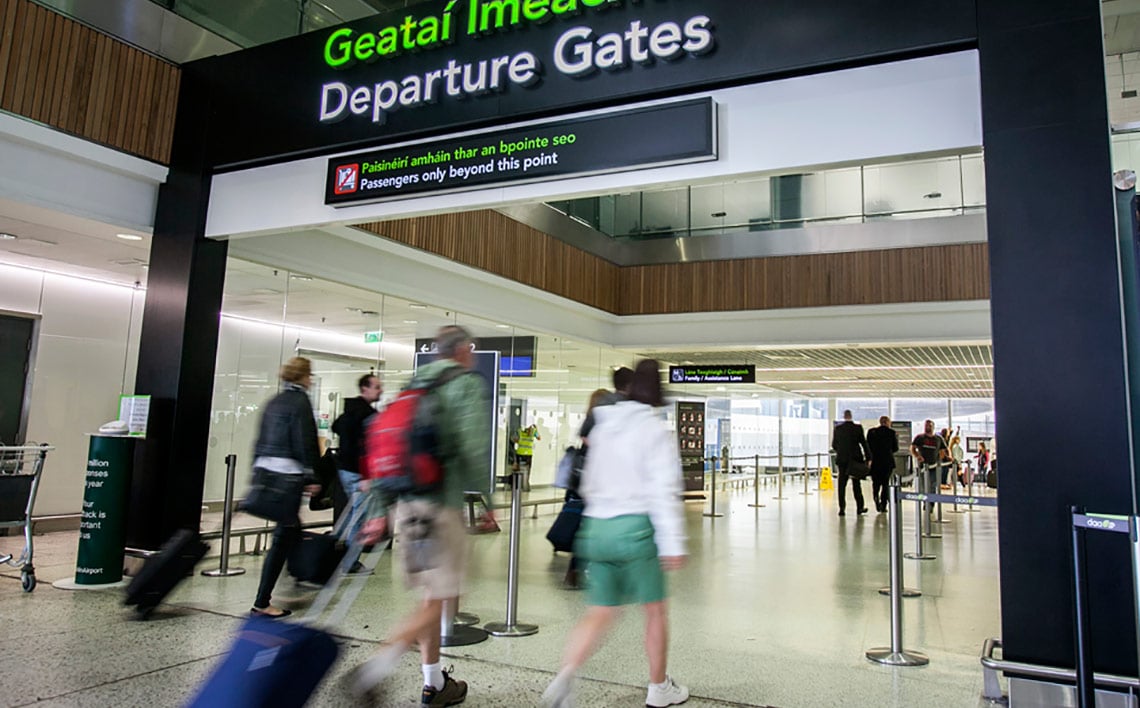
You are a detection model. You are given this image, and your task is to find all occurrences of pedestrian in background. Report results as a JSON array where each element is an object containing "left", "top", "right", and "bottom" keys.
[
  {"left": 866, "top": 415, "right": 898, "bottom": 513},
  {"left": 832, "top": 410, "right": 870, "bottom": 516},
  {"left": 542, "top": 359, "right": 689, "bottom": 708},
  {"left": 331, "top": 372, "right": 383, "bottom": 573}
]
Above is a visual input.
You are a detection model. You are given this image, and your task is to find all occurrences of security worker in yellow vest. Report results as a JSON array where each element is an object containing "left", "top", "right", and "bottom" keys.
[{"left": 513, "top": 424, "right": 541, "bottom": 492}]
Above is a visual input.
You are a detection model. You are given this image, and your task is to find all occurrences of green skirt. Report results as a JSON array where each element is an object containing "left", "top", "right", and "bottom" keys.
[{"left": 574, "top": 514, "right": 666, "bottom": 606}]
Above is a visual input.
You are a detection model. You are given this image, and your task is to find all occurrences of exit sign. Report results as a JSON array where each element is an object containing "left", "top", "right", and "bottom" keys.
[{"left": 364, "top": 331, "right": 383, "bottom": 343}]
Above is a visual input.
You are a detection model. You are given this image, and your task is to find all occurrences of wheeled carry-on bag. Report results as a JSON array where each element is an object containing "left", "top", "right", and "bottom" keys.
[
  {"left": 187, "top": 507, "right": 383, "bottom": 708},
  {"left": 124, "top": 528, "right": 210, "bottom": 618}
]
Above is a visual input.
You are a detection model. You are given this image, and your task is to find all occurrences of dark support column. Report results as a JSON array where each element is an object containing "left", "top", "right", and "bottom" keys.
[
  {"left": 128, "top": 67, "right": 227, "bottom": 550},
  {"left": 979, "top": 0, "right": 1138, "bottom": 674}
]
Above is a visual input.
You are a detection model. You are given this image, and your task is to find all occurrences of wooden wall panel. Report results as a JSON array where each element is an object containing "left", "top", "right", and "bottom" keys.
[
  {"left": 361, "top": 212, "right": 987, "bottom": 316},
  {"left": 620, "top": 244, "right": 990, "bottom": 315},
  {"left": 359, "top": 210, "right": 621, "bottom": 313},
  {"left": 0, "top": 0, "right": 179, "bottom": 164}
]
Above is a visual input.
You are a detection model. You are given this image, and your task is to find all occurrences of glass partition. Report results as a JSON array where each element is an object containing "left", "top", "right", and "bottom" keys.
[{"left": 549, "top": 152, "right": 985, "bottom": 241}]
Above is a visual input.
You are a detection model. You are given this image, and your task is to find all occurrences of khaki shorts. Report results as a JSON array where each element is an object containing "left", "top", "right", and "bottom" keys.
[{"left": 394, "top": 499, "right": 468, "bottom": 600}]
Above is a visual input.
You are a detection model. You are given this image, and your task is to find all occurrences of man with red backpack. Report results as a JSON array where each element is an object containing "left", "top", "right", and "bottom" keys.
[{"left": 351, "top": 325, "right": 493, "bottom": 706}]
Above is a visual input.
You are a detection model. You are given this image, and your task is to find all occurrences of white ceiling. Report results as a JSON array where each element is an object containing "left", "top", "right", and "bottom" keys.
[
  {"left": 0, "top": 197, "right": 151, "bottom": 285},
  {"left": 0, "top": 184, "right": 993, "bottom": 399}
]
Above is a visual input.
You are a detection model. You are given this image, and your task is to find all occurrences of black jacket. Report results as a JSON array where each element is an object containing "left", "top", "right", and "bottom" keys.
[
  {"left": 866, "top": 425, "right": 899, "bottom": 472},
  {"left": 832, "top": 420, "right": 869, "bottom": 464},
  {"left": 332, "top": 396, "right": 375, "bottom": 474},
  {"left": 253, "top": 384, "right": 320, "bottom": 479}
]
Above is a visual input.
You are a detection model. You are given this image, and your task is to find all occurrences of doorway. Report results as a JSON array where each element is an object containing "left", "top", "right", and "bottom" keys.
[{"left": 0, "top": 312, "right": 37, "bottom": 445}]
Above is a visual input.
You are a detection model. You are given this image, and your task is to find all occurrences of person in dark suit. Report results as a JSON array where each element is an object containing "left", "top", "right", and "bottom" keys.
[
  {"left": 832, "top": 410, "right": 870, "bottom": 516},
  {"left": 866, "top": 416, "right": 899, "bottom": 513}
]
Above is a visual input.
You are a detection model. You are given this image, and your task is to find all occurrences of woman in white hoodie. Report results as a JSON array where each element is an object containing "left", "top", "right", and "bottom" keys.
[{"left": 542, "top": 359, "right": 689, "bottom": 708}]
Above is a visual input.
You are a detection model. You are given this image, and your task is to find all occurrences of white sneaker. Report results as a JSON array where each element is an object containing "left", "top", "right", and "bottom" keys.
[
  {"left": 540, "top": 674, "right": 574, "bottom": 708},
  {"left": 646, "top": 676, "right": 689, "bottom": 707}
]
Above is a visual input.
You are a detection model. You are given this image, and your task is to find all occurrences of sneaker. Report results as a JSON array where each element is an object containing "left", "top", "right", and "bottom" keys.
[
  {"left": 541, "top": 674, "right": 574, "bottom": 708},
  {"left": 646, "top": 676, "right": 689, "bottom": 707},
  {"left": 422, "top": 668, "right": 467, "bottom": 706}
]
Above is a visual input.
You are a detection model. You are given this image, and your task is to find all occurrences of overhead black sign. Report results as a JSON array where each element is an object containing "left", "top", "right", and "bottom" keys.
[
  {"left": 415, "top": 335, "right": 536, "bottom": 378},
  {"left": 188, "top": 0, "right": 977, "bottom": 169},
  {"left": 326, "top": 99, "right": 715, "bottom": 205},
  {"left": 669, "top": 365, "right": 755, "bottom": 384}
]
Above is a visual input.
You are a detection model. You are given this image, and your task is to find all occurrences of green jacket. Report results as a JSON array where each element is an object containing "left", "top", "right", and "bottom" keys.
[{"left": 369, "top": 359, "right": 492, "bottom": 516}]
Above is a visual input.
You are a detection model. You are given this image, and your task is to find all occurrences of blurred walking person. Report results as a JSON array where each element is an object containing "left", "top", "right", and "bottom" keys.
[
  {"left": 350, "top": 325, "right": 494, "bottom": 706},
  {"left": 542, "top": 359, "right": 689, "bottom": 708},
  {"left": 249, "top": 357, "right": 321, "bottom": 618}
]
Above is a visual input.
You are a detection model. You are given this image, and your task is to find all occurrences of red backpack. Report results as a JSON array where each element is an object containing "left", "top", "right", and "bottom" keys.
[{"left": 364, "top": 367, "right": 468, "bottom": 495}]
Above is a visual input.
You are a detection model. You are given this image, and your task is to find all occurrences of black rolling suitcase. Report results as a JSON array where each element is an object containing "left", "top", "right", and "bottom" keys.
[
  {"left": 123, "top": 529, "right": 209, "bottom": 618},
  {"left": 288, "top": 530, "right": 347, "bottom": 585}
]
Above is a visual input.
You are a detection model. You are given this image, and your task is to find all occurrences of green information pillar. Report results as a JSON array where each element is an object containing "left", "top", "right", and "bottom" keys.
[{"left": 74, "top": 434, "right": 134, "bottom": 585}]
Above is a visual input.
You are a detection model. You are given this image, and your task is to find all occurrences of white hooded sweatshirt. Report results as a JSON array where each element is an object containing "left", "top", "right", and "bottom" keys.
[{"left": 578, "top": 400, "right": 687, "bottom": 558}]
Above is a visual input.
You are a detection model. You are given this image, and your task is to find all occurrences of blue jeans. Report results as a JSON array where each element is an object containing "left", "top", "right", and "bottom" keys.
[{"left": 337, "top": 469, "right": 364, "bottom": 542}]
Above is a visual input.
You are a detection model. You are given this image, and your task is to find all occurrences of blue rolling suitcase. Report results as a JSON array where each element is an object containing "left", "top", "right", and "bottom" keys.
[{"left": 188, "top": 504, "right": 382, "bottom": 708}]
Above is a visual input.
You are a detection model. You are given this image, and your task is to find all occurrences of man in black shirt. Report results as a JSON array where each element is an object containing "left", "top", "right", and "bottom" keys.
[
  {"left": 832, "top": 410, "right": 870, "bottom": 516},
  {"left": 866, "top": 416, "right": 899, "bottom": 513},
  {"left": 910, "top": 419, "right": 948, "bottom": 496},
  {"left": 332, "top": 373, "right": 382, "bottom": 571}
]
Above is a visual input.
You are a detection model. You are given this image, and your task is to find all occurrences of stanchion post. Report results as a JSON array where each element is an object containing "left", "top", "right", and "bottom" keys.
[
  {"left": 800, "top": 452, "right": 811, "bottom": 495},
  {"left": 1071, "top": 506, "right": 1095, "bottom": 708},
  {"left": 905, "top": 464, "right": 936, "bottom": 561},
  {"left": 935, "top": 461, "right": 946, "bottom": 525},
  {"left": 749, "top": 454, "right": 764, "bottom": 508},
  {"left": 704, "top": 456, "right": 724, "bottom": 518},
  {"left": 202, "top": 454, "right": 245, "bottom": 578},
  {"left": 867, "top": 477, "right": 929, "bottom": 667},
  {"left": 442, "top": 598, "right": 488, "bottom": 646},
  {"left": 773, "top": 450, "right": 787, "bottom": 500},
  {"left": 484, "top": 473, "right": 538, "bottom": 637}
]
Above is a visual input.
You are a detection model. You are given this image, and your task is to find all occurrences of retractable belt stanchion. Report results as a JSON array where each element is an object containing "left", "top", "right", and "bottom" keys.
[
  {"left": 867, "top": 476, "right": 929, "bottom": 667},
  {"left": 202, "top": 454, "right": 246, "bottom": 578},
  {"left": 935, "top": 461, "right": 947, "bottom": 527},
  {"left": 922, "top": 462, "right": 942, "bottom": 540},
  {"left": 749, "top": 454, "right": 765, "bottom": 508},
  {"left": 773, "top": 450, "right": 787, "bottom": 500},
  {"left": 704, "top": 456, "right": 723, "bottom": 518},
  {"left": 905, "top": 464, "right": 936, "bottom": 561},
  {"left": 485, "top": 472, "right": 538, "bottom": 638},
  {"left": 880, "top": 466, "right": 921, "bottom": 598},
  {"left": 442, "top": 598, "right": 487, "bottom": 646},
  {"left": 801, "top": 452, "right": 812, "bottom": 496}
]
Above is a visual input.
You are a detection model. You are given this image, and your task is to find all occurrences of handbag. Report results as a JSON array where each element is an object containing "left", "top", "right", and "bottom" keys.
[
  {"left": 546, "top": 498, "right": 584, "bottom": 553},
  {"left": 240, "top": 466, "right": 304, "bottom": 524},
  {"left": 554, "top": 446, "right": 586, "bottom": 489},
  {"left": 848, "top": 460, "right": 871, "bottom": 481}
]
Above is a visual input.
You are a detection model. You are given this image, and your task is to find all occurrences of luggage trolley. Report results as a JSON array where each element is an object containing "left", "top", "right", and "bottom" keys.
[{"left": 0, "top": 444, "right": 53, "bottom": 592}]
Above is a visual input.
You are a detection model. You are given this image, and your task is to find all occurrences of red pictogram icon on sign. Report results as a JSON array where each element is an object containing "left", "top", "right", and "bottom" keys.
[{"left": 334, "top": 164, "right": 359, "bottom": 195}]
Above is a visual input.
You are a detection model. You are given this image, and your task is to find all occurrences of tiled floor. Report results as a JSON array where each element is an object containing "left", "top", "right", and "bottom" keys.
[{"left": 0, "top": 481, "right": 1001, "bottom": 707}]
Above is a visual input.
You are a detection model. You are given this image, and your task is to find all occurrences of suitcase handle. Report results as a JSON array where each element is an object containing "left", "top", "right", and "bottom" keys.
[{"left": 301, "top": 495, "right": 387, "bottom": 628}]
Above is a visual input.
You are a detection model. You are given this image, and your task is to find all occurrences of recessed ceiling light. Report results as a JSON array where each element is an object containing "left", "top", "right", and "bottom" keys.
[
  {"left": 496, "top": 324, "right": 511, "bottom": 329},
  {"left": 290, "top": 274, "right": 313, "bottom": 281},
  {"left": 403, "top": 319, "right": 418, "bottom": 324},
  {"left": 116, "top": 233, "right": 144, "bottom": 241},
  {"left": 409, "top": 303, "right": 427, "bottom": 309},
  {"left": 345, "top": 307, "right": 362, "bottom": 314},
  {"left": 0, "top": 233, "right": 16, "bottom": 240}
]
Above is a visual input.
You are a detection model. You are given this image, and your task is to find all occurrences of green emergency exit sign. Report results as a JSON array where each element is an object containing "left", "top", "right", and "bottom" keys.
[{"left": 364, "top": 331, "right": 383, "bottom": 343}]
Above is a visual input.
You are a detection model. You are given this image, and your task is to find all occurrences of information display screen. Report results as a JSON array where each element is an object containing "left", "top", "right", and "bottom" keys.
[
  {"left": 676, "top": 401, "right": 706, "bottom": 493},
  {"left": 669, "top": 365, "right": 755, "bottom": 384},
  {"left": 325, "top": 98, "right": 715, "bottom": 205}
]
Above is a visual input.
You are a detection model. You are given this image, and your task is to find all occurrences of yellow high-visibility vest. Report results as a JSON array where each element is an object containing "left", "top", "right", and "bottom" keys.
[{"left": 517, "top": 428, "right": 536, "bottom": 455}]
